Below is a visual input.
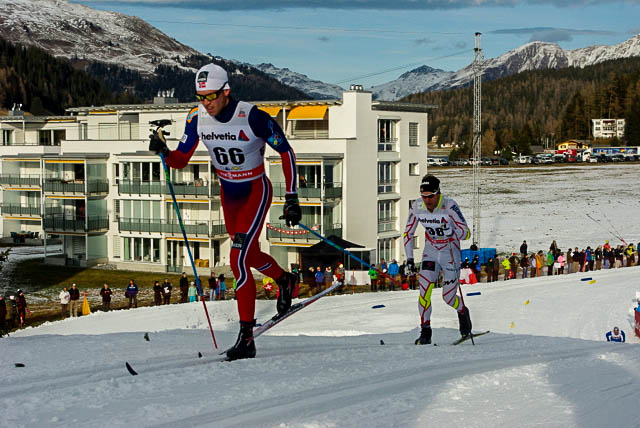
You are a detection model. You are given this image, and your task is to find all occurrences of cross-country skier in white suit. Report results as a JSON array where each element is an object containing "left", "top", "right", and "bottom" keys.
[{"left": 403, "top": 174, "right": 473, "bottom": 345}]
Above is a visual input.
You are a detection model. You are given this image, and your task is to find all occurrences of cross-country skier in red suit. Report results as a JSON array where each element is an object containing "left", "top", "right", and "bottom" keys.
[{"left": 149, "top": 63, "right": 301, "bottom": 361}]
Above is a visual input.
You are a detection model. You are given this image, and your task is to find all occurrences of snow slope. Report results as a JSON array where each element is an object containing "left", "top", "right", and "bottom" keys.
[{"left": 3, "top": 266, "right": 639, "bottom": 427}]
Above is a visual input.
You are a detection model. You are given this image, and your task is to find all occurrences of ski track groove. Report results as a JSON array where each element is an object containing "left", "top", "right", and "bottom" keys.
[{"left": 151, "top": 341, "right": 619, "bottom": 428}]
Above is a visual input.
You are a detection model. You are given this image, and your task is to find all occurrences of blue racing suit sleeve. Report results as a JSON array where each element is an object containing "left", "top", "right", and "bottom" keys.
[
  {"left": 165, "top": 106, "right": 200, "bottom": 169},
  {"left": 248, "top": 107, "right": 297, "bottom": 194}
]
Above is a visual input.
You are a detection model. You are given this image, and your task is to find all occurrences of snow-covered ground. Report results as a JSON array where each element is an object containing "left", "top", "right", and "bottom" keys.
[
  {"left": 3, "top": 266, "right": 640, "bottom": 427},
  {"left": 2, "top": 163, "right": 640, "bottom": 427}
]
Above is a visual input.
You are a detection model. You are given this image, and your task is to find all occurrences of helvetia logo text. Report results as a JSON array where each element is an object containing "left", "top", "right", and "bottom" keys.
[{"left": 200, "top": 131, "right": 237, "bottom": 141}]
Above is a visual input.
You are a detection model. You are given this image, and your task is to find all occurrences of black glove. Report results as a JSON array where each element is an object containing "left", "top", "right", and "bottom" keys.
[
  {"left": 407, "top": 258, "right": 416, "bottom": 273},
  {"left": 149, "top": 128, "right": 170, "bottom": 157},
  {"left": 279, "top": 193, "right": 302, "bottom": 227}
]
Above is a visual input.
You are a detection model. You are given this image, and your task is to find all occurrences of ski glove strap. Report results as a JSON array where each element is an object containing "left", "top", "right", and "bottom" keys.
[
  {"left": 149, "top": 129, "right": 170, "bottom": 157},
  {"left": 280, "top": 193, "right": 302, "bottom": 227}
]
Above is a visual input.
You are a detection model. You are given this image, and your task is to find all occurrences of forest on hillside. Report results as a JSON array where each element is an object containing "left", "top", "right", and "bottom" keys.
[
  {"left": 0, "top": 38, "right": 310, "bottom": 116},
  {"left": 403, "top": 57, "right": 640, "bottom": 158},
  {"left": 0, "top": 38, "right": 136, "bottom": 115}
]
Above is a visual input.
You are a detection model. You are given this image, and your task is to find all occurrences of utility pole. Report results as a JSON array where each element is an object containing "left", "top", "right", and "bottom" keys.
[{"left": 472, "top": 32, "right": 483, "bottom": 247}]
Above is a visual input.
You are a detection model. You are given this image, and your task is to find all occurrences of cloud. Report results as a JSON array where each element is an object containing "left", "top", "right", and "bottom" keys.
[
  {"left": 318, "top": 36, "right": 331, "bottom": 42},
  {"left": 74, "top": 0, "right": 637, "bottom": 11},
  {"left": 491, "top": 27, "right": 616, "bottom": 43}
]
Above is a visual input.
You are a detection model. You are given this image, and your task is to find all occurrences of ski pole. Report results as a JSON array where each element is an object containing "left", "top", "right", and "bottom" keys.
[
  {"left": 297, "top": 222, "right": 401, "bottom": 287},
  {"left": 153, "top": 123, "right": 218, "bottom": 350}
]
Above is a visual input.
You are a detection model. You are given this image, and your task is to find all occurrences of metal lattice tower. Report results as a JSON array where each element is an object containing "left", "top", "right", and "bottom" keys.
[{"left": 472, "top": 32, "right": 483, "bottom": 247}]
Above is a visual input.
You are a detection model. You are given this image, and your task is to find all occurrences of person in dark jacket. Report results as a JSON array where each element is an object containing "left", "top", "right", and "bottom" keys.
[
  {"left": 16, "top": 289, "right": 27, "bottom": 328},
  {"left": 520, "top": 240, "right": 528, "bottom": 258},
  {"left": 0, "top": 295, "right": 7, "bottom": 336},
  {"left": 69, "top": 283, "right": 81, "bottom": 317},
  {"left": 100, "top": 283, "right": 112, "bottom": 312},
  {"left": 125, "top": 280, "right": 138, "bottom": 309},
  {"left": 208, "top": 272, "right": 217, "bottom": 302},
  {"left": 162, "top": 278, "right": 172, "bottom": 305},
  {"left": 492, "top": 256, "right": 501, "bottom": 282},
  {"left": 153, "top": 281, "right": 163, "bottom": 306},
  {"left": 179, "top": 272, "right": 189, "bottom": 303}
]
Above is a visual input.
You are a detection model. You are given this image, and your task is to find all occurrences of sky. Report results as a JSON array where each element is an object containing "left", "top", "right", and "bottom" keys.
[{"left": 69, "top": 0, "right": 640, "bottom": 88}]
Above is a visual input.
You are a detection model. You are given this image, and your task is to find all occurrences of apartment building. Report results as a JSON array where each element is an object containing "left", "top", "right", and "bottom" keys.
[
  {"left": 0, "top": 87, "right": 433, "bottom": 273},
  {"left": 592, "top": 118, "right": 625, "bottom": 139}
]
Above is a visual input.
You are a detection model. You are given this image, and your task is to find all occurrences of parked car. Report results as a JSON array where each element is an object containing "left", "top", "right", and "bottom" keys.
[
  {"left": 480, "top": 157, "right": 493, "bottom": 166},
  {"left": 427, "top": 157, "right": 448, "bottom": 167},
  {"left": 609, "top": 153, "right": 625, "bottom": 162},
  {"left": 515, "top": 155, "right": 532, "bottom": 164},
  {"left": 490, "top": 157, "right": 509, "bottom": 165},
  {"left": 535, "top": 154, "right": 553, "bottom": 164}
]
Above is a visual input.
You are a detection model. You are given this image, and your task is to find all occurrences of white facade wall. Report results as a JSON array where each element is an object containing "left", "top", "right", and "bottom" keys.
[
  {"left": 592, "top": 118, "right": 625, "bottom": 139},
  {"left": 1, "top": 92, "right": 431, "bottom": 272}
]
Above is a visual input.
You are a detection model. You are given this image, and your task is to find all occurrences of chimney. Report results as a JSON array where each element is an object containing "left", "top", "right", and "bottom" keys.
[
  {"left": 153, "top": 89, "right": 178, "bottom": 105},
  {"left": 349, "top": 84, "right": 364, "bottom": 91},
  {"left": 9, "top": 103, "right": 24, "bottom": 117}
]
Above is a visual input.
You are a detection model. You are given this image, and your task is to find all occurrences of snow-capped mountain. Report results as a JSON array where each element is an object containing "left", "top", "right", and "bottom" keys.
[
  {"left": 0, "top": 0, "right": 202, "bottom": 74},
  {"left": 255, "top": 35, "right": 640, "bottom": 101},
  {"left": 370, "top": 65, "right": 454, "bottom": 101},
  {"left": 252, "top": 63, "right": 345, "bottom": 99}
]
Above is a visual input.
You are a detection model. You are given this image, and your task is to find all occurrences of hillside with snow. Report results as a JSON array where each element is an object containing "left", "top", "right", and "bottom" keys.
[
  {"left": 252, "top": 63, "right": 345, "bottom": 99},
  {"left": 0, "top": 0, "right": 202, "bottom": 75},
  {"left": 2, "top": 163, "right": 640, "bottom": 427}
]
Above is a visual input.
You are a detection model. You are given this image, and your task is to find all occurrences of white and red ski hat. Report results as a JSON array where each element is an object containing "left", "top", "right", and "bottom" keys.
[{"left": 195, "top": 63, "right": 230, "bottom": 92}]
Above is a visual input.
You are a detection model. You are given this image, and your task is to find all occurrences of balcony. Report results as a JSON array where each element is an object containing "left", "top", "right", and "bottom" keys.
[
  {"left": 378, "top": 138, "right": 398, "bottom": 152},
  {"left": 44, "top": 178, "right": 109, "bottom": 195},
  {"left": 210, "top": 221, "right": 227, "bottom": 237},
  {"left": 0, "top": 174, "right": 41, "bottom": 187},
  {"left": 377, "top": 179, "right": 397, "bottom": 194},
  {"left": 119, "top": 217, "right": 209, "bottom": 237},
  {"left": 266, "top": 222, "right": 342, "bottom": 241},
  {"left": 1, "top": 203, "right": 41, "bottom": 217},
  {"left": 377, "top": 217, "right": 397, "bottom": 233},
  {"left": 118, "top": 180, "right": 213, "bottom": 197},
  {"left": 43, "top": 215, "right": 109, "bottom": 232},
  {"left": 272, "top": 182, "right": 342, "bottom": 199}
]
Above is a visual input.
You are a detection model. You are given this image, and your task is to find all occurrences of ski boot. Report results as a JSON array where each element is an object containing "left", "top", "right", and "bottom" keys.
[
  {"left": 275, "top": 271, "right": 298, "bottom": 316},
  {"left": 415, "top": 325, "right": 432, "bottom": 345},
  {"left": 226, "top": 320, "right": 256, "bottom": 361},
  {"left": 457, "top": 306, "right": 472, "bottom": 339}
]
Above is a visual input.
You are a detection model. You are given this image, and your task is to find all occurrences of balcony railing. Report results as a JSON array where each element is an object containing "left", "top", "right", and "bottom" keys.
[
  {"left": 43, "top": 215, "right": 109, "bottom": 232},
  {"left": 211, "top": 221, "right": 227, "bottom": 237},
  {"left": 118, "top": 180, "right": 212, "bottom": 196},
  {"left": 0, "top": 174, "right": 41, "bottom": 186},
  {"left": 378, "top": 137, "right": 398, "bottom": 152},
  {"left": 377, "top": 179, "right": 397, "bottom": 194},
  {"left": 377, "top": 217, "right": 397, "bottom": 233},
  {"left": 272, "top": 182, "right": 342, "bottom": 199},
  {"left": 119, "top": 217, "right": 209, "bottom": 236},
  {"left": 44, "top": 178, "right": 109, "bottom": 194},
  {"left": 266, "top": 222, "right": 342, "bottom": 241},
  {"left": 0, "top": 203, "right": 41, "bottom": 216}
]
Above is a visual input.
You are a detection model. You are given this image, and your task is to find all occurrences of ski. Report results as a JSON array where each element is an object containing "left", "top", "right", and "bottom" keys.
[
  {"left": 451, "top": 330, "right": 490, "bottom": 346},
  {"left": 221, "top": 279, "right": 344, "bottom": 357}
]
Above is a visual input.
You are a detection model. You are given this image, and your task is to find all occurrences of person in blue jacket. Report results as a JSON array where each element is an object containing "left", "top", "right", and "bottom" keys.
[
  {"left": 125, "top": 279, "right": 139, "bottom": 309},
  {"left": 387, "top": 259, "right": 399, "bottom": 291},
  {"left": 606, "top": 326, "right": 625, "bottom": 342}
]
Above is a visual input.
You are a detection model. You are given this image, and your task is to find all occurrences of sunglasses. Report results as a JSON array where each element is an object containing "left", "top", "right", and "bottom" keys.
[
  {"left": 195, "top": 83, "right": 228, "bottom": 102},
  {"left": 421, "top": 193, "right": 439, "bottom": 200}
]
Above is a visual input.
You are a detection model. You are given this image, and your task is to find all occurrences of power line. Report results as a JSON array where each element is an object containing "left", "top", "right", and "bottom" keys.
[{"left": 148, "top": 19, "right": 465, "bottom": 36}]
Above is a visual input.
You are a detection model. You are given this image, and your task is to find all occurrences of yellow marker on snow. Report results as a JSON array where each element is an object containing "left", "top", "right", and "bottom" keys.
[
  {"left": 588, "top": 280, "right": 596, "bottom": 285},
  {"left": 524, "top": 299, "right": 530, "bottom": 305},
  {"left": 510, "top": 321, "right": 515, "bottom": 328}
]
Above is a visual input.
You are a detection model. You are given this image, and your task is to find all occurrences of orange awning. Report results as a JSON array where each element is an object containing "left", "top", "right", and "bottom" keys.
[
  {"left": 259, "top": 106, "right": 282, "bottom": 117},
  {"left": 287, "top": 105, "right": 328, "bottom": 120}
]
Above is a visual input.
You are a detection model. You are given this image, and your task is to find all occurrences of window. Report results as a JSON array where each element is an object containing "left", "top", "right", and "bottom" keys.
[
  {"left": 377, "top": 162, "right": 395, "bottom": 193},
  {"left": 409, "top": 122, "right": 419, "bottom": 146},
  {"left": 378, "top": 119, "right": 397, "bottom": 151},
  {"left": 113, "top": 236, "right": 121, "bottom": 258},
  {"left": 53, "top": 130, "right": 66, "bottom": 145},
  {"left": 1, "top": 129, "right": 12, "bottom": 145},
  {"left": 378, "top": 201, "right": 396, "bottom": 232},
  {"left": 409, "top": 163, "right": 419, "bottom": 176},
  {"left": 377, "top": 237, "right": 394, "bottom": 263},
  {"left": 38, "top": 130, "right": 52, "bottom": 146}
]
